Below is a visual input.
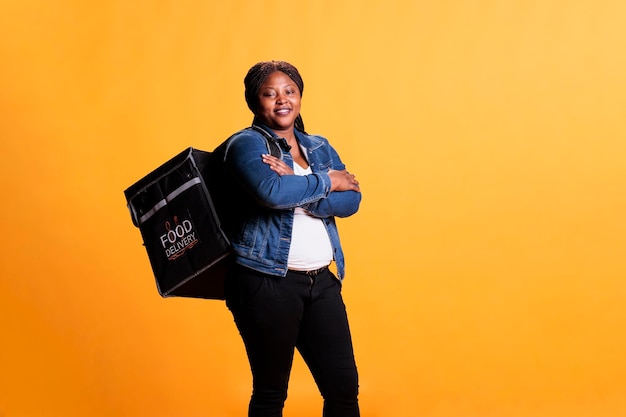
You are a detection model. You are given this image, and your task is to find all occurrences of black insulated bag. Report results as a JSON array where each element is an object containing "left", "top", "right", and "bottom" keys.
[{"left": 124, "top": 148, "right": 231, "bottom": 299}]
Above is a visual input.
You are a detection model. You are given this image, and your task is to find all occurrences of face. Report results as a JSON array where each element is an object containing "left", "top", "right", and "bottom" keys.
[{"left": 254, "top": 71, "right": 301, "bottom": 132}]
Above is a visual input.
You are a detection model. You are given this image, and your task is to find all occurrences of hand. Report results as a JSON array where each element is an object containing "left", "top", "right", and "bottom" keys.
[
  {"left": 262, "top": 154, "right": 294, "bottom": 176},
  {"left": 328, "top": 169, "right": 360, "bottom": 192}
]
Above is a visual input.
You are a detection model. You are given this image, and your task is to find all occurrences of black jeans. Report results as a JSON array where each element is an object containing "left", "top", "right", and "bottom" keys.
[{"left": 225, "top": 264, "right": 360, "bottom": 417}]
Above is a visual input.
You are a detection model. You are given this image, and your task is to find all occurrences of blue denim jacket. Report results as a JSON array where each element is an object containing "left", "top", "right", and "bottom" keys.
[{"left": 219, "top": 125, "right": 361, "bottom": 280}]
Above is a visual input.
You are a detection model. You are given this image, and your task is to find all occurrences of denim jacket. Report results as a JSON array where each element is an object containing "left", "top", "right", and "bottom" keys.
[{"left": 217, "top": 124, "right": 361, "bottom": 280}]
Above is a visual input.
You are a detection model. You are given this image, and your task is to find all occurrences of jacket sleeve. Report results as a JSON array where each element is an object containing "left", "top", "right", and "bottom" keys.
[
  {"left": 302, "top": 190, "right": 362, "bottom": 218},
  {"left": 224, "top": 130, "right": 332, "bottom": 209},
  {"left": 302, "top": 141, "right": 362, "bottom": 218}
]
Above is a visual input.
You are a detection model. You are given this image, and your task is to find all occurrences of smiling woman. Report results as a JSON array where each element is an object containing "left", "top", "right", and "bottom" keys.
[{"left": 215, "top": 60, "right": 363, "bottom": 417}]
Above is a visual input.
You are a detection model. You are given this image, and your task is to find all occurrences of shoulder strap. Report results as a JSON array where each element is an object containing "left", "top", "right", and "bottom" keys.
[{"left": 248, "top": 125, "right": 291, "bottom": 159}]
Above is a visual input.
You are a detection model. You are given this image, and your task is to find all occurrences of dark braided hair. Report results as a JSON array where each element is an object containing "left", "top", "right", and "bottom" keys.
[{"left": 244, "top": 60, "right": 306, "bottom": 133}]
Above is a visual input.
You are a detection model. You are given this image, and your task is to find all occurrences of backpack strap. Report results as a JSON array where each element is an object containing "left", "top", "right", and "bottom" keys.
[{"left": 248, "top": 125, "right": 291, "bottom": 159}]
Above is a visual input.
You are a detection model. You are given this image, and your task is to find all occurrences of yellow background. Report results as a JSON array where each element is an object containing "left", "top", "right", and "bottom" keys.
[{"left": 1, "top": 1, "right": 625, "bottom": 416}]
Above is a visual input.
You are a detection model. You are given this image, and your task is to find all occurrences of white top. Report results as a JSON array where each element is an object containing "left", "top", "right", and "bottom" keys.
[{"left": 287, "top": 162, "right": 333, "bottom": 271}]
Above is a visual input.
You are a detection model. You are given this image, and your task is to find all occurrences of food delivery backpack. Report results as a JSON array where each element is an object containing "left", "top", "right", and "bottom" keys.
[{"left": 123, "top": 126, "right": 283, "bottom": 299}]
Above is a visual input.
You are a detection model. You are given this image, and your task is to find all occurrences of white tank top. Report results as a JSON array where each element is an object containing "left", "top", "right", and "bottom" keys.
[{"left": 287, "top": 163, "right": 333, "bottom": 270}]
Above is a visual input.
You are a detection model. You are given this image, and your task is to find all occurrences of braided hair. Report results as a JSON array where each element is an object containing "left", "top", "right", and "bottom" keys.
[{"left": 244, "top": 60, "right": 306, "bottom": 134}]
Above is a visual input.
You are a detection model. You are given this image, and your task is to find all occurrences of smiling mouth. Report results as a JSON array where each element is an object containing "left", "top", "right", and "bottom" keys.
[{"left": 275, "top": 108, "right": 291, "bottom": 115}]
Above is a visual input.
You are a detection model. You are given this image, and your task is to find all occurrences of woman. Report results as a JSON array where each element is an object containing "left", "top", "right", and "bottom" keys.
[{"left": 219, "top": 60, "right": 362, "bottom": 417}]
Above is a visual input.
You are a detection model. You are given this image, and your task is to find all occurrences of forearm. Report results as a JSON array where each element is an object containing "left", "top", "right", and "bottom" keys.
[{"left": 302, "top": 190, "right": 362, "bottom": 218}]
